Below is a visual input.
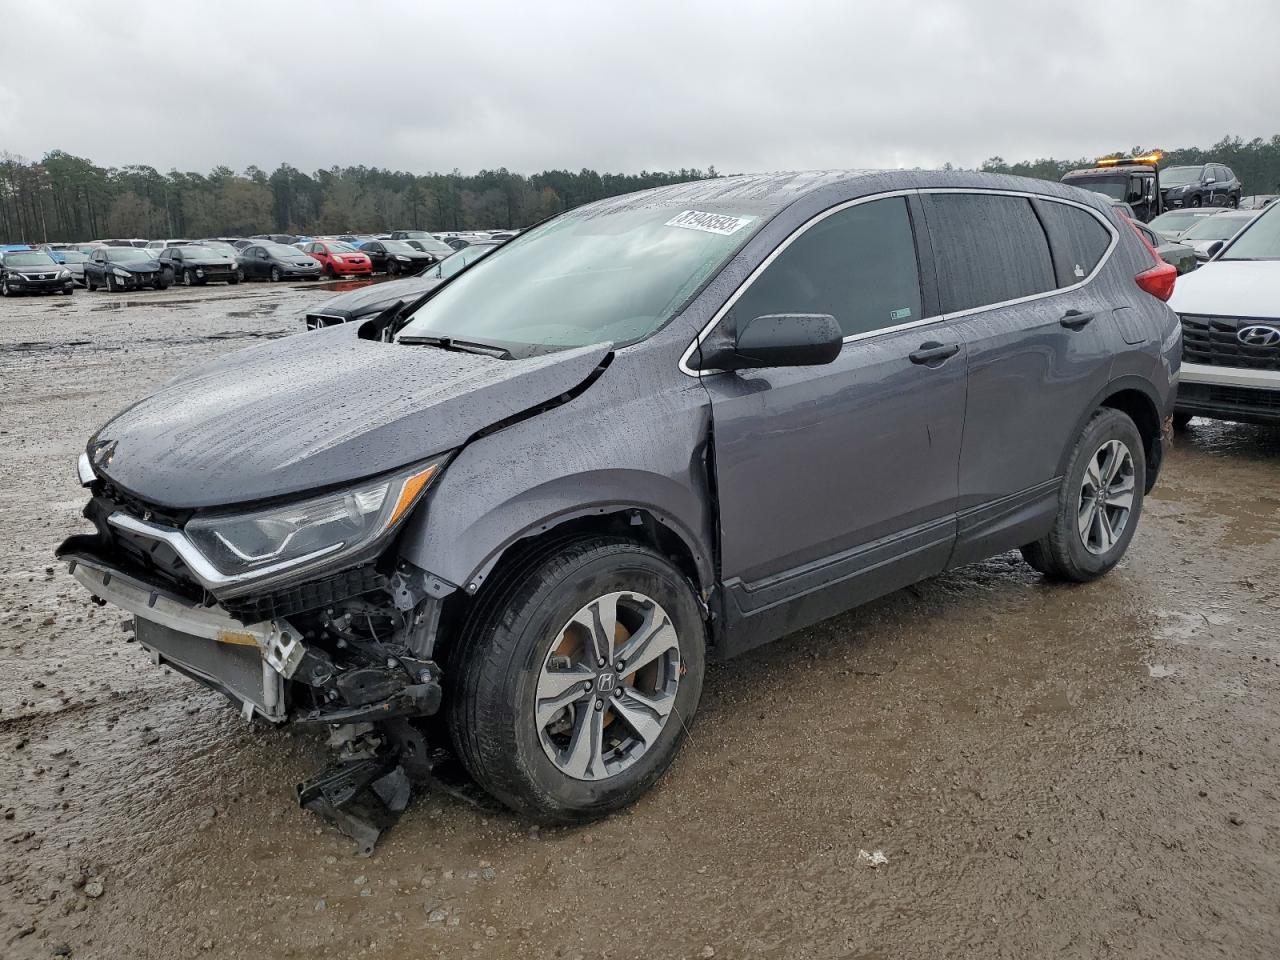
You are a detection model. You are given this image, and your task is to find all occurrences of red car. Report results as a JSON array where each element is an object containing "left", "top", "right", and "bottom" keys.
[{"left": 301, "top": 240, "right": 373, "bottom": 277}]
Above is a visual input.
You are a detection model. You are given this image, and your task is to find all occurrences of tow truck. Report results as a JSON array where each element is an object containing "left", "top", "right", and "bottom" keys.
[{"left": 1061, "top": 152, "right": 1164, "bottom": 222}]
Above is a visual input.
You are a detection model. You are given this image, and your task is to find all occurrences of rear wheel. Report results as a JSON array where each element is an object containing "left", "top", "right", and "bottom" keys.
[
  {"left": 447, "top": 537, "right": 705, "bottom": 823},
  {"left": 1022, "top": 408, "right": 1145, "bottom": 582}
]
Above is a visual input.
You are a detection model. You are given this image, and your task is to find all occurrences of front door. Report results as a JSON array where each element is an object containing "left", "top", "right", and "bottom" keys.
[{"left": 699, "top": 194, "right": 966, "bottom": 655}]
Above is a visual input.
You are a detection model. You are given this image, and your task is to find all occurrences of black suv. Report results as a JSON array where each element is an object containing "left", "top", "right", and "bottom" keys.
[
  {"left": 60, "top": 171, "right": 1181, "bottom": 848},
  {"left": 1160, "top": 163, "right": 1242, "bottom": 210}
]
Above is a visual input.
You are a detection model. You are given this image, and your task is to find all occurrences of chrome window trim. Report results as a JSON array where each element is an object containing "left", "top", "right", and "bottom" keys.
[{"left": 678, "top": 187, "right": 1120, "bottom": 377}]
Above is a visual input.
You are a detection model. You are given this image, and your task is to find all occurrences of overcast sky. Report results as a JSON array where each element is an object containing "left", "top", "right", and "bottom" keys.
[{"left": 3, "top": 0, "right": 1278, "bottom": 177}]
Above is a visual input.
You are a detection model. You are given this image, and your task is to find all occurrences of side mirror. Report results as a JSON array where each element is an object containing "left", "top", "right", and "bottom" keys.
[
  {"left": 1204, "top": 177, "right": 1216, "bottom": 185},
  {"left": 705, "top": 313, "right": 843, "bottom": 371},
  {"left": 1206, "top": 240, "right": 1225, "bottom": 258}
]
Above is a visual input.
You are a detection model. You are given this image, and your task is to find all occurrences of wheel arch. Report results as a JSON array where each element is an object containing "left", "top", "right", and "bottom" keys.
[{"left": 1061, "top": 378, "right": 1165, "bottom": 492}]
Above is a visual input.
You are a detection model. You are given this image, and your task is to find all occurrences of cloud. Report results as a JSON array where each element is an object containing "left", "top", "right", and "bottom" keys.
[{"left": 2, "top": 0, "right": 1277, "bottom": 175}]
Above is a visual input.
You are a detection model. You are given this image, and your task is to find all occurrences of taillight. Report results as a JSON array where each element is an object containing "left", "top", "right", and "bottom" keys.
[{"left": 1128, "top": 222, "right": 1177, "bottom": 302}]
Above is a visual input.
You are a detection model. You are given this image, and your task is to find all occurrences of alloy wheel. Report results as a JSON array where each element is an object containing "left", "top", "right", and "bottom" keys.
[
  {"left": 1077, "top": 439, "right": 1135, "bottom": 555},
  {"left": 535, "top": 591, "right": 681, "bottom": 782}
]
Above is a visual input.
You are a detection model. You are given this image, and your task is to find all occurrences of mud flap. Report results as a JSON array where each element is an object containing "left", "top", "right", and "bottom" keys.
[{"left": 296, "top": 753, "right": 411, "bottom": 857}]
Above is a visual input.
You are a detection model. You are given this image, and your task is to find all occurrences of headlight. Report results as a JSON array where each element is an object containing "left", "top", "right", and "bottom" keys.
[
  {"left": 195, "top": 268, "right": 204, "bottom": 276},
  {"left": 184, "top": 461, "right": 443, "bottom": 581},
  {"left": 395, "top": 255, "right": 410, "bottom": 261},
  {"left": 112, "top": 268, "right": 130, "bottom": 278},
  {"left": 59, "top": 269, "right": 71, "bottom": 279}
]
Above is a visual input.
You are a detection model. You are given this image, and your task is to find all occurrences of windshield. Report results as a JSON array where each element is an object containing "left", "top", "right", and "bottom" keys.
[
  {"left": 62, "top": 251, "right": 88, "bottom": 264},
  {"left": 422, "top": 244, "right": 498, "bottom": 280},
  {"left": 1219, "top": 206, "right": 1280, "bottom": 260},
  {"left": 6, "top": 252, "right": 57, "bottom": 267},
  {"left": 203, "top": 242, "right": 237, "bottom": 257},
  {"left": 397, "top": 230, "right": 431, "bottom": 239},
  {"left": 1149, "top": 211, "right": 1209, "bottom": 234},
  {"left": 324, "top": 241, "right": 357, "bottom": 253},
  {"left": 262, "top": 242, "right": 303, "bottom": 257},
  {"left": 1068, "top": 175, "right": 1127, "bottom": 200},
  {"left": 1182, "top": 215, "right": 1252, "bottom": 242},
  {"left": 398, "top": 204, "right": 762, "bottom": 357},
  {"left": 1161, "top": 166, "right": 1202, "bottom": 186},
  {"left": 107, "top": 247, "right": 152, "bottom": 262},
  {"left": 381, "top": 240, "right": 418, "bottom": 254},
  {"left": 176, "top": 244, "right": 217, "bottom": 258},
  {"left": 409, "top": 237, "right": 454, "bottom": 255}
]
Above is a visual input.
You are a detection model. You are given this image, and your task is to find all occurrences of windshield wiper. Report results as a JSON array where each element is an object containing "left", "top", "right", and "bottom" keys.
[{"left": 397, "top": 335, "right": 513, "bottom": 359}]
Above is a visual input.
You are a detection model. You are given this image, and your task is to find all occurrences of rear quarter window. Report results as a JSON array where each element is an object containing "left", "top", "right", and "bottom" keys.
[
  {"left": 1035, "top": 200, "right": 1113, "bottom": 287},
  {"left": 923, "top": 193, "right": 1056, "bottom": 313}
]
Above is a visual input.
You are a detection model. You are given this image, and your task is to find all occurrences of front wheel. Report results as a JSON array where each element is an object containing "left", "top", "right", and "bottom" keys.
[
  {"left": 1022, "top": 408, "right": 1145, "bottom": 582},
  {"left": 1190, "top": 195, "right": 1202, "bottom": 208},
  {"left": 0, "top": 279, "right": 10, "bottom": 297},
  {"left": 446, "top": 537, "right": 706, "bottom": 823},
  {"left": 269, "top": 266, "right": 281, "bottom": 282},
  {"left": 106, "top": 274, "right": 120, "bottom": 292}
]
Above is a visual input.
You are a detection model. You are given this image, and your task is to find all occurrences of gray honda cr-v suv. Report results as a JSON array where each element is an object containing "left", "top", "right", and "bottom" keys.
[{"left": 59, "top": 171, "right": 1180, "bottom": 844}]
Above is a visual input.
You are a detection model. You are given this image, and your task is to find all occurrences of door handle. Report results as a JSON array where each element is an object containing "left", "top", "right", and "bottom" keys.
[
  {"left": 1060, "top": 309, "right": 1095, "bottom": 330},
  {"left": 908, "top": 341, "right": 961, "bottom": 366}
]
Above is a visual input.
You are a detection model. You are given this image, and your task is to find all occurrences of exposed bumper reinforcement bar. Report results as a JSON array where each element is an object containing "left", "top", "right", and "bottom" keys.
[{"left": 65, "top": 555, "right": 296, "bottom": 722}]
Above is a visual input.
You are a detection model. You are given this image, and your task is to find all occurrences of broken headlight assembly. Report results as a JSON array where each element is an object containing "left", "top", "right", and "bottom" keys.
[{"left": 171, "top": 460, "right": 442, "bottom": 589}]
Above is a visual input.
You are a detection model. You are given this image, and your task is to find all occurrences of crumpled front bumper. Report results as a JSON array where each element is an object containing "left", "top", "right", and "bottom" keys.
[{"left": 66, "top": 555, "right": 299, "bottom": 722}]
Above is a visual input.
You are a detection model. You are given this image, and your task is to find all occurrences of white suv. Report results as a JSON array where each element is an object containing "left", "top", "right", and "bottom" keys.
[{"left": 1169, "top": 202, "right": 1280, "bottom": 427}]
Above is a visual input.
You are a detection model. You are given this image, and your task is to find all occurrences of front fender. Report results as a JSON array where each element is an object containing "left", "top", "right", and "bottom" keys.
[{"left": 396, "top": 348, "right": 715, "bottom": 596}]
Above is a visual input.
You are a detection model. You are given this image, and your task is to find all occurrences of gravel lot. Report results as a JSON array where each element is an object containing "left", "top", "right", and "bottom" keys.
[{"left": 2, "top": 281, "right": 1278, "bottom": 960}]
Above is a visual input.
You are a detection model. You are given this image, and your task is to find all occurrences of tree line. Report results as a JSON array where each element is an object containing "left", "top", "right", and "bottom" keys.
[
  {"left": 3, "top": 134, "right": 1279, "bottom": 243},
  {"left": 0, "top": 154, "right": 721, "bottom": 243}
]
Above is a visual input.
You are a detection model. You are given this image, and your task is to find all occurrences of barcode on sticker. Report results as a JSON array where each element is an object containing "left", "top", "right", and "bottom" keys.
[{"left": 665, "top": 210, "right": 755, "bottom": 236}]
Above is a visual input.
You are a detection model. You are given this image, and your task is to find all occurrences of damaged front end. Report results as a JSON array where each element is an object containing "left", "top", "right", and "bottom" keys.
[{"left": 58, "top": 452, "right": 459, "bottom": 855}]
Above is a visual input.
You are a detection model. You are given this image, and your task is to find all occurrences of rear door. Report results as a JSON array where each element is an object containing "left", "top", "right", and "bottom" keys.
[
  {"left": 923, "top": 191, "right": 1119, "bottom": 566},
  {"left": 701, "top": 193, "right": 967, "bottom": 652}
]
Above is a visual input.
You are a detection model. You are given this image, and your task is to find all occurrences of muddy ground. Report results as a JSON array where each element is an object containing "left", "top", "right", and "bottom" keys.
[{"left": 1, "top": 279, "right": 1278, "bottom": 960}]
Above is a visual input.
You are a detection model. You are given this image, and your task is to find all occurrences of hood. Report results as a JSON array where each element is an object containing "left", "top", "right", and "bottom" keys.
[
  {"left": 1169, "top": 260, "right": 1280, "bottom": 318},
  {"left": 313, "top": 275, "right": 441, "bottom": 316},
  {"left": 89, "top": 324, "right": 612, "bottom": 509},
  {"left": 183, "top": 257, "right": 236, "bottom": 268},
  {"left": 116, "top": 260, "right": 161, "bottom": 272},
  {"left": 278, "top": 256, "right": 319, "bottom": 266}
]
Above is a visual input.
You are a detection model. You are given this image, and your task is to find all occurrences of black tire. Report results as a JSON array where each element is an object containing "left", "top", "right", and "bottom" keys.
[
  {"left": 228, "top": 273, "right": 240, "bottom": 285},
  {"left": 106, "top": 273, "right": 120, "bottom": 293},
  {"left": 1172, "top": 411, "right": 1193, "bottom": 431},
  {"left": 61, "top": 286, "right": 74, "bottom": 295},
  {"left": 1190, "top": 194, "right": 1202, "bottom": 208},
  {"left": 270, "top": 266, "right": 281, "bottom": 282},
  {"left": 182, "top": 269, "right": 195, "bottom": 287},
  {"left": 154, "top": 278, "right": 168, "bottom": 291},
  {"left": 446, "top": 536, "right": 706, "bottom": 824},
  {"left": 85, "top": 273, "right": 96, "bottom": 292},
  {"left": 1229, "top": 195, "right": 1239, "bottom": 209},
  {"left": 0, "top": 279, "right": 10, "bottom": 297},
  {"left": 387, "top": 260, "right": 399, "bottom": 276},
  {"left": 1021, "top": 408, "right": 1146, "bottom": 583}
]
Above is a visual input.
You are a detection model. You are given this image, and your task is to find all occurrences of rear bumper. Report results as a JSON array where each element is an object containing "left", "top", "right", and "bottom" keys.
[{"left": 65, "top": 555, "right": 294, "bottom": 722}]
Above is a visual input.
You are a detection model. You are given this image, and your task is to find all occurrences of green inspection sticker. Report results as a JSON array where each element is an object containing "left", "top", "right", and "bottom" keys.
[{"left": 889, "top": 307, "right": 913, "bottom": 321}]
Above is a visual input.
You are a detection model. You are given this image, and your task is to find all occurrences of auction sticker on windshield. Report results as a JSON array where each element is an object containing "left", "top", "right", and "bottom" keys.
[{"left": 665, "top": 210, "right": 756, "bottom": 236}]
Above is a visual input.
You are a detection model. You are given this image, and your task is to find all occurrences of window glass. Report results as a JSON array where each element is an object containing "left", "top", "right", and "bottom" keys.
[
  {"left": 727, "top": 197, "right": 922, "bottom": 339},
  {"left": 1036, "top": 200, "right": 1112, "bottom": 286},
  {"left": 924, "top": 194, "right": 1057, "bottom": 312}
]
